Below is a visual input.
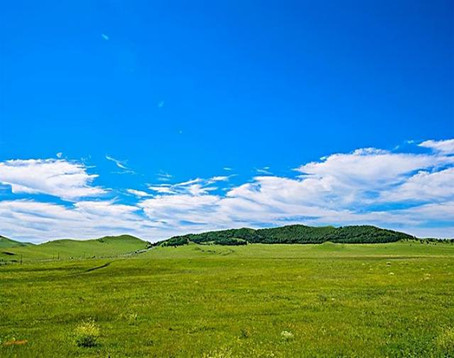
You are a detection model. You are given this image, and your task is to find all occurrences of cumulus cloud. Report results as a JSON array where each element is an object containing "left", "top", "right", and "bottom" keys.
[
  {"left": 379, "top": 168, "right": 454, "bottom": 203},
  {"left": 0, "top": 159, "right": 106, "bottom": 201},
  {"left": 1, "top": 139, "right": 453, "bottom": 242}
]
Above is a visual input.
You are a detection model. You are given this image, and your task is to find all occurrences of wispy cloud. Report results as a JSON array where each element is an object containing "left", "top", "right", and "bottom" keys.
[
  {"left": 256, "top": 166, "right": 272, "bottom": 174},
  {"left": 101, "top": 33, "right": 109, "bottom": 41},
  {"left": 105, "top": 155, "right": 135, "bottom": 174},
  {"left": 157, "top": 171, "right": 172, "bottom": 182},
  {"left": 105, "top": 155, "right": 127, "bottom": 169},
  {"left": 126, "top": 189, "right": 152, "bottom": 197},
  {"left": 207, "top": 176, "right": 229, "bottom": 184},
  {"left": 148, "top": 176, "right": 229, "bottom": 197}
]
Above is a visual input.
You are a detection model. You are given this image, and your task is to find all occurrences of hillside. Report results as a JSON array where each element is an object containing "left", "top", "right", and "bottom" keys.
[
  {"left": 0, "top": 234, "right": 149, "bottom": 262},
  {"left": 161, "top": 224, "right": 416, "bottom": 246},
  {"left": 0, "top": 235, "right": 34, "bottom": 249}
]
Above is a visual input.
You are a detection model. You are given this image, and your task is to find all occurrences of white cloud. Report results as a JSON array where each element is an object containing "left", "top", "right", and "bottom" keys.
[
  {"left": 419, "top": 139, "right": 454, "bottom": 154},
  {"left": 148, "top": 176, "right": 228, "bottom": 197},
  {"left": 0, "top": 200, "right": 160, "bottom": 243},
  {"left": 126, "top": 189, "right": 152, "bottom": 197},
  {"left": 74, "top": 200, "right": 139, "bottom": 216},
  {"left": 137, "top": 142, "right": 454, "bottom": 239},
  {"left": 106, "top": 155, "right": 127, "bottom": 169},
  {"left": 0, "top": 159, "right": 105, "bottom": 201},
  {"left": 1, "top": 139, "right": 454, "bottom": 242},
  {"left": 207, "top": 176, "right": 229, "bottom": 183},
  {"left": 140, "top": 194, "right": 221, "bottom": 224},
  {"left": 148, "top": 185, "right": 176, "bottom": 194},
  {"left": 379, "top": 168, "right": 454, "bottom": 203}
]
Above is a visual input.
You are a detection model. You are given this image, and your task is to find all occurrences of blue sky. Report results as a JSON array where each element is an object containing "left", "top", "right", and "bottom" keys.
[{"left": 0, "top": 1, "right": 453, "bottom": 242}]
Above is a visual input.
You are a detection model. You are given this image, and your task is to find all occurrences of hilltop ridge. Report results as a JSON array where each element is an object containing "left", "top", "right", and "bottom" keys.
[{"left": 160, "top": 224, "right": 416, "bottom": 246}]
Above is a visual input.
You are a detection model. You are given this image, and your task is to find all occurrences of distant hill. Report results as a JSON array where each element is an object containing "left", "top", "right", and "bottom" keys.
[
  {"left": 160, "top": 225, "right": 416, "bottom": 246},
  {"left": 0, "top": 234, "right": 149, "bottom": 262},
  {"left": 0, "top": 235, "right": 34, "bottom": 249}
]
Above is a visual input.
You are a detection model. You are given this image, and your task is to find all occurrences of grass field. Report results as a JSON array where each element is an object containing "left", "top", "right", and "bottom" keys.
[{"left": 1, "top": 242, "right": 453, "bottom": 357}]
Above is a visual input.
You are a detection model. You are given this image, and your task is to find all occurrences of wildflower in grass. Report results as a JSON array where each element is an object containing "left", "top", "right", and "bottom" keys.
[
  {"left": 281, "top": 330, "right": 294, "bottom": 341},
  {"left": 74, "top": 318, "right": 100, "bottom": 347}
]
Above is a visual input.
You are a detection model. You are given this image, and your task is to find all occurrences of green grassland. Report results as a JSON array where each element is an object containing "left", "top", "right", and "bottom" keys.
[{"left": 1, "top": 241, "right": 453, "bottom": 357}]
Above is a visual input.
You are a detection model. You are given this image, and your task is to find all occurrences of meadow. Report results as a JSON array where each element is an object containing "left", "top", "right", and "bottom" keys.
[{"left": 1, "top": 242, "right": 453, "bottom": 357}]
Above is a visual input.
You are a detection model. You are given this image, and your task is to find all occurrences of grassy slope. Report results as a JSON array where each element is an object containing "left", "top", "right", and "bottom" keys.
[
  {"left": 0, "top": 241, "right": 453, "bottom": 357},
  {"left": 0, "top": 235, "right": 148, "bottom": 261},
  {"left": 0, "top": 236, "right": 33, "bottom": 249}
]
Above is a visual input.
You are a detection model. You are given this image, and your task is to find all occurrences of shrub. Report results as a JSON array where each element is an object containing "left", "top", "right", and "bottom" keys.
[
  {"left": 161, "top": 236, "right": 189, "bottom": 247},
  {"left": 74, "top": 319, "right": 100, "bottom": 347}
]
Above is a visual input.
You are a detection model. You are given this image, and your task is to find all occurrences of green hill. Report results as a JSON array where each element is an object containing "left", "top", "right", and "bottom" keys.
[
  {"left": 0, "top": 234, "right": 149, "bottom": 262},
  {"left": 0, "top": 235, "right": 34, "bottom": 249},
  {"left": 161, "top": 224, "right": 415, "bottom": 246}
]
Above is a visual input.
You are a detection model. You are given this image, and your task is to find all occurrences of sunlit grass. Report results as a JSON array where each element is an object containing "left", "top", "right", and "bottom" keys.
[{"left": 0, "top": 242, "right": 453, "bottom": 357}]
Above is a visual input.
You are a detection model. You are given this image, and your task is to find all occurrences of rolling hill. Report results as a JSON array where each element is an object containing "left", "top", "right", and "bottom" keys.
[
  {"left": 0, "top": 235, "right": 34, "bottom": 249},
  {"left": 0, "top": 235, "right": 149, "bottom": 262},
  {"left": 161, "top": 224, "right": 416, "bottom": 246},
  {"left": 0, "top": 225, "right": 428, "bottom": 262}
]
